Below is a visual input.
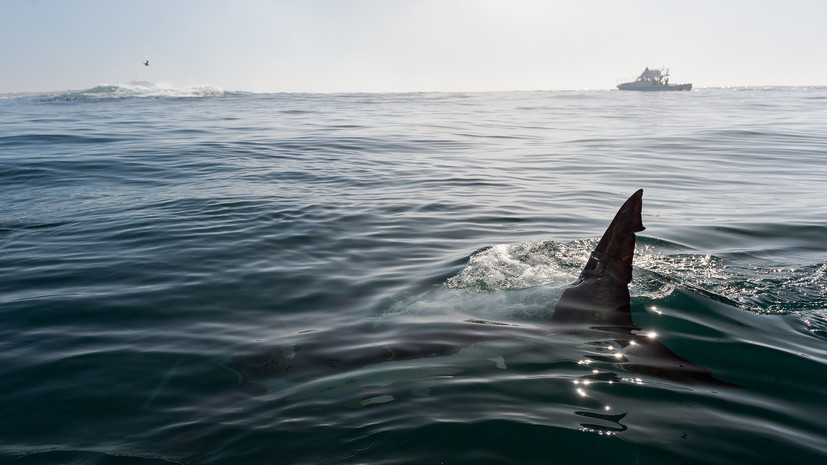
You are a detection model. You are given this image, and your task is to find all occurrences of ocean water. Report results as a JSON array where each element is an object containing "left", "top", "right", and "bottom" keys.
[{"left": 1, "top": 83, "right": 826, "bottom": 464}]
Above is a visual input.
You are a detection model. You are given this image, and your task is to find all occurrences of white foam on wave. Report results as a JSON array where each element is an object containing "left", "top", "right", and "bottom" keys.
[
  {"left": 445, "top": 240, "right": 590, "bottom": 293},
  {"left": 40, "top": 81, "right": 224, "bottom": 101},
  {"left": 379, "top": 240, "right": 590, "bottom": 323},
  {"left": 384, "top": 236, "right": 820, "bottom": 321}
]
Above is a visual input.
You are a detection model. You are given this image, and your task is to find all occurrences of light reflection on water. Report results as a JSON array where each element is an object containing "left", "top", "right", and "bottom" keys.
[{"left": 0, "top": 88, "right": 825, "bottom": 464}]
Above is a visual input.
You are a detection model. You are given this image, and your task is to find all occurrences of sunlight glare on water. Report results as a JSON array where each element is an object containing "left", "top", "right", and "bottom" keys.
[{"left": 1, "top": 87, "right": 826, "bottom": 464}]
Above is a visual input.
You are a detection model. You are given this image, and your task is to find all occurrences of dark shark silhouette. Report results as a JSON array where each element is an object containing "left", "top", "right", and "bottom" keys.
[
  {"left": 551, "top": 189, "right": 736, "bottom": 387},
  {"left": 228, "top": 189, "right": 737, "bottom": 391}
]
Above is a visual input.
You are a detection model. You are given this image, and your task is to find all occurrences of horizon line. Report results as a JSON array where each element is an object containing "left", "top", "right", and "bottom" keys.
[{"left": 4, "top": 84, "right": 827, "bottom": 99}]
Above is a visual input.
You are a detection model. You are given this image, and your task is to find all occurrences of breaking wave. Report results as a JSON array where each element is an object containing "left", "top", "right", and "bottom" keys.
[{"left": 36, "top": 81, "right": 224, "bottom": 101}]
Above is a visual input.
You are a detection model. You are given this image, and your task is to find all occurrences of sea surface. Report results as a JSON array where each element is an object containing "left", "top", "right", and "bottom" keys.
[{"left": 1, "top": 83, "right": 826, "bottom": 464}]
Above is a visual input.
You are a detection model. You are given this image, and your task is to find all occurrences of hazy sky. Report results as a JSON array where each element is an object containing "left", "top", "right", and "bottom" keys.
[{"left": 3, "top": 0, "right": 826, "bottom": 93}]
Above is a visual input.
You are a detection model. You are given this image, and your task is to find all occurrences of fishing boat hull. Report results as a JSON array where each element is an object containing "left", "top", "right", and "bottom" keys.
[{"left": 617, "top": 82, "right": 692, "bottom": 91}]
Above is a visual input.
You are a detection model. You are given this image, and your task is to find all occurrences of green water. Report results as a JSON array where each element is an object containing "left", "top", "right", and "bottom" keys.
[{"left": 1, "top": 88, "right": 826, "bottom": 464}]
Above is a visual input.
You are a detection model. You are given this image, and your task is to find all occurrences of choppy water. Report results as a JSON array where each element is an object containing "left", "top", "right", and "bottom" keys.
[{"left": 1, "top": 84, "right": 826, "bottom": 464}]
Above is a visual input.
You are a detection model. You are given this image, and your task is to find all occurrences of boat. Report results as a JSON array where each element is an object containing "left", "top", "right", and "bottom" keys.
[{"left": 617, "top": 67, "right": 692, "bottom": 91}]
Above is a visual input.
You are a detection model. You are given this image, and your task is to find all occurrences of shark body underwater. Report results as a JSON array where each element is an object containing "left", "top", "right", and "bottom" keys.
[{"left": 227, "top": 189, "right": 738, "bottom": 397}]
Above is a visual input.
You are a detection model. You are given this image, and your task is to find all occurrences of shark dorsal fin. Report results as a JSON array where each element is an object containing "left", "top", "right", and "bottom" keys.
[{"left": 581, "top": 189, "right": 644, "bottom": 283}]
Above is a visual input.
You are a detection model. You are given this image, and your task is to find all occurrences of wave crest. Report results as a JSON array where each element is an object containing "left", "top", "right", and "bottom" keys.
[{"left": 38, "top": 81, "right": 224, "bottom": 101}]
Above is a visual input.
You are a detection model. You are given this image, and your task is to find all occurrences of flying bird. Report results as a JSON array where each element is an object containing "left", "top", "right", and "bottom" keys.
[{"left": 144, "top": 60, "right": 150, "bottom": 67}]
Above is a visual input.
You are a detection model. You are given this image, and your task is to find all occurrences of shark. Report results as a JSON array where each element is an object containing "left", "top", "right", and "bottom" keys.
[
  {"left": 550, "top": 189, "right": 736, "bottom": 387},
  {"left": 226, "top": 189, "right": 737, "bottom": 398}
]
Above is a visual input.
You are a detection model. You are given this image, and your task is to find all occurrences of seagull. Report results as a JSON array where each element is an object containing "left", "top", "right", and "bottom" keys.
[{"left": 144, "top": 60, "right": 150, "bottom": 67}]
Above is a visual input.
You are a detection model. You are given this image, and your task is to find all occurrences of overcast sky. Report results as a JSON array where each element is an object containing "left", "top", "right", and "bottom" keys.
[{"left": 2, "top": 0, "right": 826, "bottom": 93}]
